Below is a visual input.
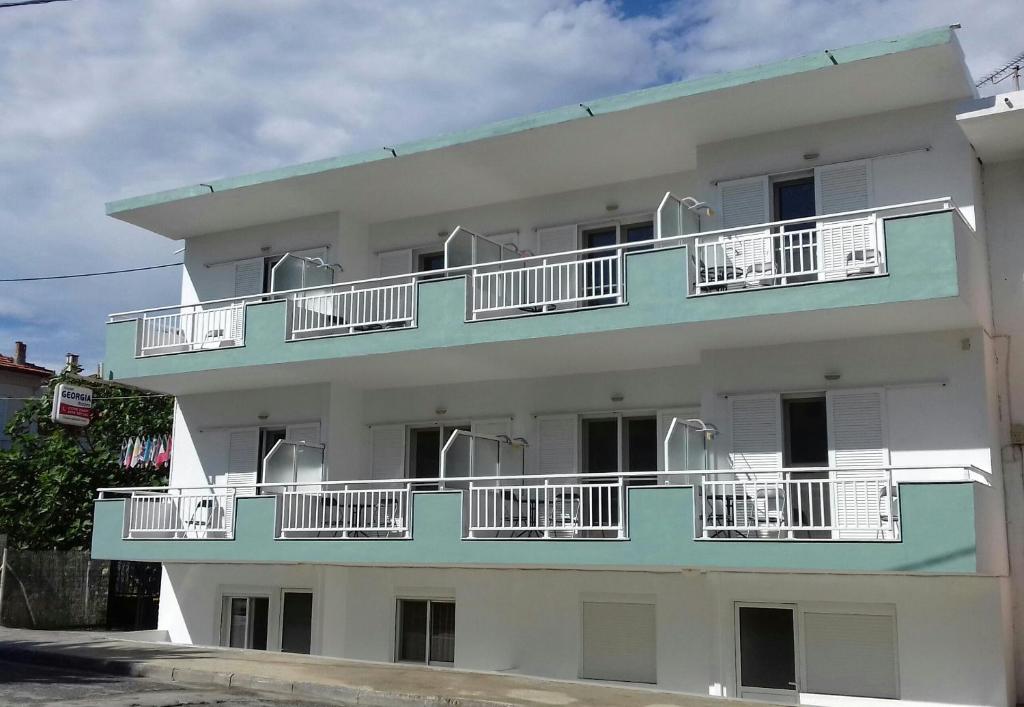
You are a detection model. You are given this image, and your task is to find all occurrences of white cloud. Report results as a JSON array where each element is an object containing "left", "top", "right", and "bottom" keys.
[{"left": 0, "top": 0, "right": 1021, "bottom": 371}]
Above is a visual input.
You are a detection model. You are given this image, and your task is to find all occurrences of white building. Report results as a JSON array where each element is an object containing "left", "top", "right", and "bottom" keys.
[{"left": 91, "top": 26, "right": 1024, "bottom": 706}]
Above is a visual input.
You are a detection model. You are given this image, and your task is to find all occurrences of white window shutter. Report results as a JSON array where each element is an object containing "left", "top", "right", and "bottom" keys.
[
  {"left": 285, "top": 422, "right": 321, "bottom": 445},
  {"left": 815, "top": 159, "right": 872, "bottom": 215},
  {"left": 827, "top": 387, "right": 888, "bottom": 538},
  {"left": 234, "top": 258, "right": 264, "bottom": 297},
  {"left": 537, "top": 414, "right": 578, "bottom": 475},
  {"left": 719, "top": 176, "right": 769, "bottom": 228},
  {"left": 224, "top": 428, "right": 259, "bottom": 532},
  {"left": 536, "top": 224, "right": 577, "bottom": 255},
  {"left": 729, "top": 394, "right": 782, "bottom": 472},
  {"left": 803, "top": 611, "right": 899, "bottom": 698},
  {"left": 371, "top": 425, "right": 406, "bottom": 479},
  {"left": 378, "top": 248, "right": 413, "bottom": 278}
]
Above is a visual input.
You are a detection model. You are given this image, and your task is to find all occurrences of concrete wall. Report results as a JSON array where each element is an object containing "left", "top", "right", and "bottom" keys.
[{"left": 158, "top": 562, "right": 1013, "bottom": 707}]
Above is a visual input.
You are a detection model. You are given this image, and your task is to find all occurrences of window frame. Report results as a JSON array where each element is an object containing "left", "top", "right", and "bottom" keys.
[{"left": 394, "top": 597, "right": 456, "bottom": 666}]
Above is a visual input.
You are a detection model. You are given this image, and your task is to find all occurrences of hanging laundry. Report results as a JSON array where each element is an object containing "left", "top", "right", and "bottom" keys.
[{"left": 120, "top": 434, "right": 172, "bottom": 470}]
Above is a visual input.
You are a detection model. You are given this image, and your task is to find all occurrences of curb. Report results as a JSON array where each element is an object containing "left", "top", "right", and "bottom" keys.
[{"left": 0, "top": 641, "right": 515, "bottom": 707}]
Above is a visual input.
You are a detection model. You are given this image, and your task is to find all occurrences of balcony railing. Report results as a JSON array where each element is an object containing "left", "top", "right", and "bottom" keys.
[
  {"left": 108, "top": 197, "right": 962, "bottom": 356},
  {"left": 122, "top": 488, "right": 235, "bottom": 539},
  {"left": 700, "top": 470, "right": 897, "bottom": 539},
  {"left": 137, "top": 302, "right": 246, "bottom": 356},
  {"left": 97, "top": 465, "right": 984, "bottom": 543},
  {"left": 288, "top": 278, "right": 416, "bottom": 339}
]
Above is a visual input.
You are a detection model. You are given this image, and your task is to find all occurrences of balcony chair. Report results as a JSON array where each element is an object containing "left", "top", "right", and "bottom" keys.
[
  {"left": 845, "top": 247, "right": 879, "bottom": 276},
  {"left": 546, "top": 490, "right": 581, "bottom": 539},
  {"left": 753, "top": 486, "right": 788, "bottom": 539},
  {"left": 877, "top": 485, "right": 899, "bottom": 540}
]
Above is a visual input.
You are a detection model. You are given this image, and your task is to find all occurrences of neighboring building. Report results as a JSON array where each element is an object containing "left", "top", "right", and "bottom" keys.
[
  {"left": 0, "top": 341, "right": 52, "bottom": 449},
  {"left": 90, "top": 26, "right": 1024, "bottom": 706}
]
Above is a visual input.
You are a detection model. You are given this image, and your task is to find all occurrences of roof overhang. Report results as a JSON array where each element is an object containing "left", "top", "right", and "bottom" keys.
[
  {"left": 957, "top": 90, "right": 1024, "bottom": 163},
  {"left": 107, "top": 26, "right": 973, "bottom": 239}
]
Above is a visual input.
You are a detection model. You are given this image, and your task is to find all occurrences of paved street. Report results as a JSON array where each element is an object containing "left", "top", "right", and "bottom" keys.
[{"left": 0, "top": 659, "right": 341, "bottom": 706}]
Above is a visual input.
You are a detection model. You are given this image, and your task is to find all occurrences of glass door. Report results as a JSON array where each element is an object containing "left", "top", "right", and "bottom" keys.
[
  {"left": 736, "top": 604, "right": 799, "bottom": 702},
  {"left": 396, "top": 599, "right": 456, "bottom": 666},
  {"left": 773, "top": 177, "right": 817, "bottom": 283}
]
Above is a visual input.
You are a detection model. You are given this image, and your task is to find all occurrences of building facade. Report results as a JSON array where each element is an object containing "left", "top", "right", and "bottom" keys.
[
  {"left": 0, "top": 341, "right": 53, "bottom": 449},
  {"left": 91, "top": 27, "right": 1024, "bottom": 706}
]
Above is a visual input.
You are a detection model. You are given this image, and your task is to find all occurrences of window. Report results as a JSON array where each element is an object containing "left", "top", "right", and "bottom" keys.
[
  {"left": 408, "top": 424, "right": 470, "bottom": 487},
  {"left": 581, "top": 414, "right": 658, "bottom": 481},
  {"left": 782, "top": 395, "right": 827, "bottom": 467},
  {"left": 417, "top": 251, "right": 445, "bottom": 274},
  {"left": 396, "top": 599, "right": 455, "bottom": 665},
  {"left": 221, "top": 595, "right": 269, "bottom": 650}
]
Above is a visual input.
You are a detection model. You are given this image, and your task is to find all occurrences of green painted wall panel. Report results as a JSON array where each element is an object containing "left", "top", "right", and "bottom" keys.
[
  {"left": 105, "top": 212, "right": 963, "bottom": 381},
  {"left": 91, "top": 483, "right": 978, "bottom": 574}
]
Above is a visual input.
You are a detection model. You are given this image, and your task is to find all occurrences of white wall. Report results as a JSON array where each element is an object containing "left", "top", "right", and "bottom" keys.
[
  {"left": 697, "top": 100, "right": 980, "bottom": 229},
  {"left": 158, "top": 562, "right": 1013, "bottom": 707}
]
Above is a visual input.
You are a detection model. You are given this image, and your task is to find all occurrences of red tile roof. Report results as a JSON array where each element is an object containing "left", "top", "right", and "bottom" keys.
[{"left": 0, "top": 354, "right": 53, "bottom": 378}]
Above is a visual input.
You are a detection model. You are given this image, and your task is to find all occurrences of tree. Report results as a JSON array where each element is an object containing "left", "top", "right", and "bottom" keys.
[{"left": 0, "top": 370, "right": 172, "bottom": 550}]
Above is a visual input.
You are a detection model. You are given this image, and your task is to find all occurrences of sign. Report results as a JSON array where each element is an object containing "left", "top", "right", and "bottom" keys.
[{"left": 50, "top": 383, "right": 93, "bottom": 427}]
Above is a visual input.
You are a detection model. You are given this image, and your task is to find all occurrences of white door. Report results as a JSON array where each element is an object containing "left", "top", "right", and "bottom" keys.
[
  {"left": 719, "top": 176, "right": 770, "bottom": 229},
  {"left": 536, "top": 414, "right": 578, "bottom": 475},
  {"left": 801, "top": 610, "right": 899, "bottom": 699},
  {"left": 371, "top": 425, "right": 406, "bottom": 479},
  {"left": 536, "top": 224, "right": 579, "bottom": 307},
  {"left": 729, "top": 394, "right": 782, "bottom": 472},
  {"left": 224, "top": 427, "right": 260, "bottom": 530},
  {"left": 580, "top": 602, "right": 656, "bottom": 683}
]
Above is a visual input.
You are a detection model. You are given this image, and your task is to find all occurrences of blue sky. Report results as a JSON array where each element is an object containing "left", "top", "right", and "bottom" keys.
[{"left": 1, "top": 0, "right": 1022, "bottom": 372}]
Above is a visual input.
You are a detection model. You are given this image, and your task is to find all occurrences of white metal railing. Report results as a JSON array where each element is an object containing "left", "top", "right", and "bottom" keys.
[
  {"left": 110, "top": 198, "right": 964, "bottom": 347},
  {"left": 467, "top": 477, "right": 625, "bottom": 538},
  {"left": 693, "top": 216, "right": 881, "bottom": 293},
  {"left": 124, "top": 488, "right": 235, "bottom": 539},
  {"left": 289, "top": 279, "right": 415, "bottom": 339},
  {"left": 100, "top": 465, "right": 985, "bottom": 544},
  {"left": 700, "top": 471, "right": 898, "bottom": 539},
  {"left": 470, "top": 253, "right": 624, "bottom": 318},
  {"left": 277, "top": 485, "right": 410, "bottom": 537},
  {"left": 138, "top": 302, "right": 246, "bottom": 356}
]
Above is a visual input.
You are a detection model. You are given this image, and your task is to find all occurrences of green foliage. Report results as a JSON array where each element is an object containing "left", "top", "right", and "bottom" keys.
[{"left": 0, "top": 371, "right": 172, "bottom": 550}]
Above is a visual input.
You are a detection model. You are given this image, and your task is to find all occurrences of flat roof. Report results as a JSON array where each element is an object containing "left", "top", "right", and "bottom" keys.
[{"left": 107, "top": 26, "right": 972, "bottom": 238}]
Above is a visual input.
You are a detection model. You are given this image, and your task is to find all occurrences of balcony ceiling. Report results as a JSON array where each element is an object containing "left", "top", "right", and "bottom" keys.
[
  {"left": 108, "top": 27, "right": 972, "bottom": 239},
  {"left": 957, "top": 90, "right": 1024, "bottom": 163}
]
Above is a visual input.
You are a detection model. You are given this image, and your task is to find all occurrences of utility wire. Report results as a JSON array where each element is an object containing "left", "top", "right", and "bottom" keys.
[
  {"left": 0, "top": 262, "right": 182, "bottom": 283},
  {"left": 0, "top": 0, "right": 74, "bottom": 7}
]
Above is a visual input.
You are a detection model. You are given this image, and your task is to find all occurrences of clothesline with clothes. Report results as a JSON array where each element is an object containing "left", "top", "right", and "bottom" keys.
[{"left": 120, "top": 435, "right": 172, "bottom": 469}]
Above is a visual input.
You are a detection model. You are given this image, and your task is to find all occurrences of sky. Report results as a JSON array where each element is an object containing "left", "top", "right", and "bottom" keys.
[{"left": 2, "top": 0, "right": 1023, "bottom": 372}]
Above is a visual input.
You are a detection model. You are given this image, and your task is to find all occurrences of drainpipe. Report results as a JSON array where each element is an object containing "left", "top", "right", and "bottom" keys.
[{"left": 0, "top": 535, "right": 7, "bottom": 627}]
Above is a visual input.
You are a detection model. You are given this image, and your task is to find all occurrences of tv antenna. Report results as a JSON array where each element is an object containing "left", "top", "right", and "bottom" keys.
[{"left": 976, "top": 50, "right": 1024, "bottom": 91}]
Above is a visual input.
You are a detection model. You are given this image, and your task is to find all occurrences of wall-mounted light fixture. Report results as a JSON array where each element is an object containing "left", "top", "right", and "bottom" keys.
[
  {"left": 257, "top": 412, "right": 269, "bottom": 421},
  {"left": 610, "top": 393, "right": 625, "bottom": 403},
  {"left": 824, "top": 372, "right": 841, "bottom": 382},
  {"left": 605, "top": 203, "right": 619, "bottom": 212},
  {"left": 435, "top": 406, "right": 448, "bottom": 416},
  {"left": 803, "top": 151, "right": 820, "bottom": 161}
]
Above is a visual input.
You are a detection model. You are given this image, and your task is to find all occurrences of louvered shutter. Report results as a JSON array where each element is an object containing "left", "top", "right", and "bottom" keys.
[
  {"left": 827, "top": 388, "right": 888, "bottom": 539},
  {"left": 719, "top": 176, "right": 769, "bottom": 228},
  {"left": 378, "top": 248, "right": 413, "bottom": 278},
  {"left": 537, "top": 414, "right": 578, "bottom": 475},
  {"left": 224, "top": 428, "right": 259, "bottom": 532},
  {"left": 816, "top": 160, "right": 874, "bottom": 279},
  {"left": 815, "top": 159, "right": 872, "bottom": 215},
  {"left": 536, "top": 225, "right": 579, "bottom": 306},
  {"left": 285, "top": 422, "right": 321, "bottom": 445},
  {"left": 581, "top": 602, "right": 657, "bottom": 683},
  {"left": 729, "top": 394, "right": 782, "bottom": 472},
  {"left": 371, "top": 425, "right": 406, "bottom": 479},
  {"left": 803, "top": 611, "right": 898, "bottom": 698},
  {"left": 234, "top": 258, "right": 264, "bottom": 296}
]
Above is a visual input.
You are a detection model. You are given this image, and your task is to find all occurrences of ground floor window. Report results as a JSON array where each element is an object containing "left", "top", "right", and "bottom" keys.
[
  {"left": 396, "top": 599, "right": 455, "bottom": 665},
  {"left": 221, "top": 595, "right": 269, "bottom": 650},
  {"left": 735, "top": 602, "right": 899, "bottom": 700}
]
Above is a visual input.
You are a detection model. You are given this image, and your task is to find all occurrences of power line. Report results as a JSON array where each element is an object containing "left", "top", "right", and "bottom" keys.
[
  {"left": 0, "top": 262, "right": 182, "bottom": 283},
  {"left": 0, "top": 0, "right": 74, "bottom": 7}
]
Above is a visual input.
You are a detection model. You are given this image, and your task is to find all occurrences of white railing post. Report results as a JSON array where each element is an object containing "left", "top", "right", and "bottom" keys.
[{"left": 617, "top": 475, "right": 626, "bottom": 539}]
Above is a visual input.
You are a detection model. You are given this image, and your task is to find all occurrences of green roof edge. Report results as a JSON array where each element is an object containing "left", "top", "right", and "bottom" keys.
[{"left": 105, "top": 25, "right": 955, "bottom": 217}]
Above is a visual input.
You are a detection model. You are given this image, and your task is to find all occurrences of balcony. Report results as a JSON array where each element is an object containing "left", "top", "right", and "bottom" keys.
[
  {"left": 103, "top": 199, "right": 981, "bottom": 390},
  {"left": 92, "top": 465, "right": 988, "bottom": 574}
]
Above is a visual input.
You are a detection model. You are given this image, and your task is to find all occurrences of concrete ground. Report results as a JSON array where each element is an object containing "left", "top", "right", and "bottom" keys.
[
  {"left": 0, "top": 658, "right": 339, "bottom": 706},
  {"left": 0, "top": 627, "right": 764, "bottom": 707}
]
